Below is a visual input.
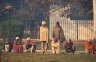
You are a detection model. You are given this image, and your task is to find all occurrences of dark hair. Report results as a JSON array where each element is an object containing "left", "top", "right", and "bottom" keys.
[
  {"left": 56, "top": 21, "right": 60, "bottom": 25},
  {"left": 69, "top": 39, "right": 72, "bottom": 42}
]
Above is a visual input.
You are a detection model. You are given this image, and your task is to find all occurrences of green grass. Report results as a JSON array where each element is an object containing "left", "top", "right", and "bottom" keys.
[
  {"left": 0, "top": 41, "right": 93, "bottom": 62},
  {"left": 36, "top": 42, "right": 85, "bottom": 51},
  {"left": 1, "top": 52, "right": 96, "bottom": 62}
]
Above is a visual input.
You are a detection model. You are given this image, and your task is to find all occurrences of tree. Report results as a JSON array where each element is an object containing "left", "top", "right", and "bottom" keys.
[{"left": 0, "top": 19, "right": 24, "bottom": 42}]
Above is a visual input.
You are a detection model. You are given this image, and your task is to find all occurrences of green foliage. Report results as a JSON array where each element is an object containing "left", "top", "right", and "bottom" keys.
[{"left": 0, "top": 19, "right": 24, "bottom": 42}]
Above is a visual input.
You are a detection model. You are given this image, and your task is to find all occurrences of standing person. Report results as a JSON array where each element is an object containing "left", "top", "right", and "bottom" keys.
[
  {"left": 40, "top": 21, "right": 48, "bottom": 53},
  {"left": 52, "top": 21, "right": 65, "bottom": 53}
]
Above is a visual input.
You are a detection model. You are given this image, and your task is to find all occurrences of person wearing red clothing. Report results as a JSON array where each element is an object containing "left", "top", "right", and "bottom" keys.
[
  {"left": 13, "top": 37, "right": 23, "bottom": 53},
  {"left": 16, "top": 40, "right": 23, "bottom": 53},
  {"left": 13, "top": 37, "right": 18, "bottom": 53},
  {"left": 85, "top": 39, "right": 95, "bottom": 54}
]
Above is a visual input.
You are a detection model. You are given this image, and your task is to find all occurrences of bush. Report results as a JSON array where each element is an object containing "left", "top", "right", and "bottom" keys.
[{"left": 0, "top": 20, "right": 24, "bottom": 42}]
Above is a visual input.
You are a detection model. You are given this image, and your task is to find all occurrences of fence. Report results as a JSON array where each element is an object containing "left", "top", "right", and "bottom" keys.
[{"left": 49, "top": 20, "right": 93, "bottom": 40}]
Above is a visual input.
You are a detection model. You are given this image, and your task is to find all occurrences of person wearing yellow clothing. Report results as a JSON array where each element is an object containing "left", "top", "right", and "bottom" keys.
[
  {"left": 51, "top": 38, "right": 60, "bottom": 54},
  {"left": 40, "top": 21, "right": 48, "bottom": 53}
]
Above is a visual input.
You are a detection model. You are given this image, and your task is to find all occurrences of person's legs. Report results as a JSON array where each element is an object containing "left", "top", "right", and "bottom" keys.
[
  {"left": 89, "top": 47, "right": 95, "bottom": 54},
  {"left": 52, "top": 46, "right": 55, "bottom": 54},
  {"left": 32, "top": 45, "right": 36, "bottom": 53},
  {"left": 44, "top": 42, "right": 48, "bottom": 52},
  {"left": 56, "top": 42, "right": 60, "bottom": 54},
  {"left": 65, "top": 47, "right": 72, "bottom": 53},
  {"left": 72, "top": 46, "right": 76, "bottom": 53},
  {"left": 41, "top": 42, "right": 45, "bottom": 53},
  {"left": 85, "top": 49, "right": 89, "bottom": 54},
  {"left": 5, "top": 45, "right": 9, "bottom": 52},
  {"left": 23, "top": 45, "right": 27, "bottom": 52},
  {"left": 56, "top": 46, "right": 60, "bottom": 54},
  {"left": 5, "top": 45, "right": 7, "bottom": 52},
  {"left": 59, "top": 41, "right": 63, "bottom": 50},
  {"left": 31, "top": 46, "right": 34, "bottom": 53},
  {"left": 41, "top": 41, "right": 48, "bottom": 53},
  {"left": 27, "top": 44, "right": 32, "bottom": 51}
]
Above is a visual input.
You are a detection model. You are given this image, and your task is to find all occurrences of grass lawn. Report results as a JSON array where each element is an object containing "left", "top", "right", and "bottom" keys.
[
  {"left": 0, "top": 41, "right": 95, "bottom": 62},
  {"left": 1, "top": 52, "right": 96, "bottom": 62}
]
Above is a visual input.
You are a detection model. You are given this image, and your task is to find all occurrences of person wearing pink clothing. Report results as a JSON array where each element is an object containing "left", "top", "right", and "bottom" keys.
[
  {"left": 13, "top": 40, "right": 17, "bottom": 53},
  {"left": 13, "top": 37, "right": 23, "bottom": 53},
  {"left": 16, "top": 40, "right": 23, "bottom": 53}
]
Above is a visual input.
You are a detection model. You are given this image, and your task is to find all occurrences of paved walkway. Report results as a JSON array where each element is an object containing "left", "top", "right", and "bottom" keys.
[{"left": 35, "top": 50, "right": 85, "bottom": 54}]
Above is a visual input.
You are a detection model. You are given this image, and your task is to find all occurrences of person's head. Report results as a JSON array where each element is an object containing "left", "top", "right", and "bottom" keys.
[
  {"left": 42, "top": 21, "right": 46, "bottom": 27},
  {"left": 26, "top": 37, "right": 30, "bottom": 41},
  {"left": 68, "top": 39, "right": 72, "bottom": 42},
  {"left": 52, "top": 38, "right": 57, "bottom": 42},
  {"left": 56, "top": 21, "right": 60, "bottom": 27},
  {"left": 15, "top": 37, "right": 19, "bottom": 40},
  {"left": 88, "top": 39, "right": 92, "bottom": 43}
]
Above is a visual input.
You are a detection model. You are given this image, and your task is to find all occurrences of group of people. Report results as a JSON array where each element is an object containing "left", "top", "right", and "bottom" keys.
[
  {"left": 5, "top": 37, "right": 36, "bottom": 53},
  {"left": 4, "top": 21, "right": 96, "bottom": 54},
  {"left": 40, "top": 21, "right": 66, "bottom": 54}
]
